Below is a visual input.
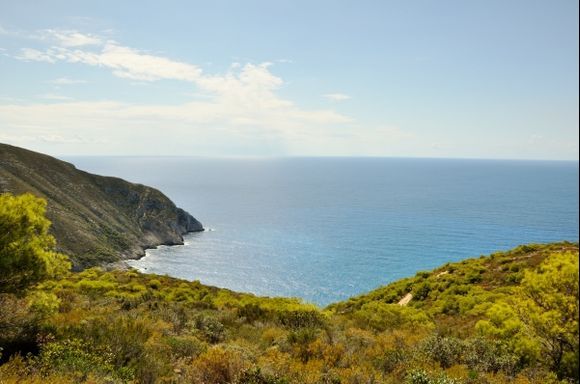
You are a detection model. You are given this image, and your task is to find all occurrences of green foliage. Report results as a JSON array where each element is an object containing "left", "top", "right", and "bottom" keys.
[
  {"left": 0, "top": 193, "right": 70, "bottom": 293},
  {"left": 164, "top": 335, "right": 207, "bottom": 358},
  {"left": 421, "top": 335, "right": 463, "bottom": 369},
  {"left": 476, "top": 250, "right": 579, "bottom": 379},
  {"left": 238, "top": 368, "right": 289, "bottom": 384},
  {"left": 414, "top": 281, "right": 432, "bottom": 300},
  {"left": 353, "top": 301, "right": 433, "bottom": 332},
  {"left": 519, "top": 251, "right": 579, "bottom": 379},
  {"left": 407, "top": 370, "right": 462, "bottom": 384},
  {"left": 35, "top": 338, "right": 122, "bottom": 381},
  {"left": 193, "top": 313, "right": 226, "bottom": 343},
  {"left": 462, "top": 337, "right": 518, "bottom": 375},
  {"left": 276, "top": 309, "right": 325, "bottom": 329},
  {"left": 0, "top": 241, "right": 577, "bottom": 383}
]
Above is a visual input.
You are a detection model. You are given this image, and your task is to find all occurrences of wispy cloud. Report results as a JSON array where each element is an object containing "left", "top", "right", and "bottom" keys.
[
  {"left": 1, "top": 28, "right": 364, "bottom": 155},
  {"left": 0, "top": 132, "right": 108, "bottom": 144},
  {"left": 8, "top": 29, "right": 351, "bottom": 129},
  {"left": 0, "top": 24, "right": 21, "bottom": 37},
  {"left": 17, "top": 48, "right": 56, "bottom": 63},
  {"left": 42, "top": 29, "right": 102, "bottom": 47},
  {"left": 47, "top": 77, "right": 87, "bottom": 85},
  {"left": 323, "top": 93, "right": 351, "bottom": 101},
  {"left": 36, "top": 93, "right": 74, "bottom": 101}
]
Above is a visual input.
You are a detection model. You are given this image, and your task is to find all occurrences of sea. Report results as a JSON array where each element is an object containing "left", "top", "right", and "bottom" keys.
[{"left": 66, "top": 157, "right": 579, "bottom": 306}]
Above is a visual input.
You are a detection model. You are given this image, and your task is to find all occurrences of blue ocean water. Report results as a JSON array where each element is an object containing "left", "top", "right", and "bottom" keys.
[{"left": 67, "top": 157, "right": 579, "bottom": 306}]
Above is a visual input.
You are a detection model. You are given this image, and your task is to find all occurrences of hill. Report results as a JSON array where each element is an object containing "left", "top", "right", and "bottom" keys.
[
  {"left": 0, "top": 143, "right": 203, "bottom": 268},
  {"left": 1, "top": 237, "right": 577, "bottom": 383}
]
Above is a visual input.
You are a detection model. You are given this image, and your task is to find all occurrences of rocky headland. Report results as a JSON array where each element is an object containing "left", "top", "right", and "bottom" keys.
[{"left": 0, "top": 143, "right": 203, "bottom": 269}]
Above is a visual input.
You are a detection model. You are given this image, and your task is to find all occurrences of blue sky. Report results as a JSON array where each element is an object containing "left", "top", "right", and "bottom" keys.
[{"left": 0, "top": 0, "right": 578, "bottom": 159}]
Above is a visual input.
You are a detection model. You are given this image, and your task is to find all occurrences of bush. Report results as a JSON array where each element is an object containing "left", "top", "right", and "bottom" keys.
[
  {"left": 374, "top": 348, "right": 406, "bottom": 373},
  {"left": 239, "top": 303, "right": 268, "bottom": 323},
  {"left": 0, "top": 294, "right": 40, "bottom": 363},
  {"left": 414, "top": 282, "right": 432, "bottom": 300},
  {"left": 238, "top": 367, "right": 289, "bottom": 384},
  {"left": 187, "top": 346, "right": 250, "bottom": 384},
  {"left": 463, "top": 338, "right": 518, "bottom": 375},
  {"left": 276, "top": 309, "right": 325, "bottom": 329},
  {"left": 421, "top": 336, "right": 463, "bottom": 369},
  {"left": 407, "top": 370, "right": 462, "bottom": 384},
  {"left": 165, "top": 335, "right": 207, "bottom": 358},
  {"left": 193, "top": 314, "right": 226, "bottom": 343},
  {"left": 35, "top": 338, "right": 120, "bottom": 380},
  {"left": 353, "top": 302, "right": 432, "bottom": 332}
]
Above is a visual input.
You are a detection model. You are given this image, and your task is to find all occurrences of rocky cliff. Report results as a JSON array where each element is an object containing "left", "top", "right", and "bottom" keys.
[{"left": 0, "top": 143, "right": 203, "bottom": 269}]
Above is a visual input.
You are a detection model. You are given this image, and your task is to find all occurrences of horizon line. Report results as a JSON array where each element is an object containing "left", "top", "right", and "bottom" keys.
[{"left": 59, "top": 154, "right": 580, "bottom": 163}]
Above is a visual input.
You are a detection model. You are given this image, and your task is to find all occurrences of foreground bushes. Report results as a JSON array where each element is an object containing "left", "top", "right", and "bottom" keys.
[{"left": 1, "top": 247, "right": 577, "bottom": 384}]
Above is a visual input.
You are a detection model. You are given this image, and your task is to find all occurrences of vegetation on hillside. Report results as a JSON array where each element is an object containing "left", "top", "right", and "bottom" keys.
[
  {"left": 0, "top": 143, "right": 202, "bottom": 269},
  {"left": 0, "top": 193, "right": 578, "bottom": 383}
]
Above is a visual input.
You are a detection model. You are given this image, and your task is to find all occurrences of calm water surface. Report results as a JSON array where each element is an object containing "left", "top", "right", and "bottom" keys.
[{"left": 67, "top": 157, "right": 579, "bottom": 306}]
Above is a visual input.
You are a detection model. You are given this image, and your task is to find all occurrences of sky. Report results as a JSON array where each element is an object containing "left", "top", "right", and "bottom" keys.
[{"left": 0, "top": 0, "right": 578, "bottom": 159}]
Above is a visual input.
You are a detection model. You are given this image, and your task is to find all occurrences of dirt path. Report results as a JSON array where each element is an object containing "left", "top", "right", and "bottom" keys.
[{"left": 397, "top": 293, "right": 413, "bottom": 306}]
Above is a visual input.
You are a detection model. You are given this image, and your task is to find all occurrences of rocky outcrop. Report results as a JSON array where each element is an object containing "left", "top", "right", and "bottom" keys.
[{"left": 0, "top": 143, "right": 203, "bottom": 269}]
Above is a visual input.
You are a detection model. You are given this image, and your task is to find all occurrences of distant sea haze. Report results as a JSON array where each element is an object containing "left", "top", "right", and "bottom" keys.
[{"left": 68, "top": 157, "right": 579, "bottom": 306}]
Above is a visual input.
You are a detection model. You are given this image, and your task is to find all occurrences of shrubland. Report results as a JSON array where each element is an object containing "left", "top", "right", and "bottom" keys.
[{"left": 0, "top": 192, "right": 578, "bottom": 383}]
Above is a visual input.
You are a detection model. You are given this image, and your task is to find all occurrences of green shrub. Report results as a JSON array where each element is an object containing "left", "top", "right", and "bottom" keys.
[
  {"left": 276, "top": 309, "right": 324, "bottom": 329},
  {"left": 406, "top": 370, "right": 462, "bottom": 384},
  {"left": 353, "top": 302, "right": 432, "bottom": 332},
  {"left": 193, "top": 314, "right": 226, "bottom": 343},
  {"left": 165, "top": 335, "right": 207, "bottom": 358},
  {"left": 238, "top": 367, "right": 289, "bottom": 384},
  {"left": 421, "top": 336, "right": 463, "bottom": 369},
  {"left": 35, "top": 338, "right": 122, "bottom": 380}
]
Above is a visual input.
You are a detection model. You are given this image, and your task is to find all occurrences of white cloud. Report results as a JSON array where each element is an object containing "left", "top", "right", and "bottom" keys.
[
  {"left": 17, "top": 48, "right": 56, "bottom": 63},
  {"left": 528, "top": 134, "right": 544, "bottom": 144},
  {"left": 0, "top": 98, "right": 437, "bottom": 158},
  {"left": 2, "top": 28, "right": 365, "bottom": 155},
  {"left": 0, "top": 132, "right": 107, "bottom": 144},
  {"left": 48, "top": 77, "right": 87, "bottom": 85},
  {"left": 40, "top": 42, "right": 203, "bottom": 82},
  {"left": 37, "top": 134, "right": 92, "bottom": 143},
  {"left": 37, "top": 93, "right": 74, "bottom": 101},
  {"left": 10, "top": 34, "right": 351, "bottom": 128},
  {"left": 43, "top": 29, "right": 102, "bottom": 47},
  {"left": 323, "top": 93, "right": 351, "bottom": 101},
  {"left": 0, "top": 24, "right": 20, "bottom": 37}
]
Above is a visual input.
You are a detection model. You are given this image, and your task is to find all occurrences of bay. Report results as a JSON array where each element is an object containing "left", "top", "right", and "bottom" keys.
[{"left": 66, "top": 157, "right": 579, "bottom": 306}]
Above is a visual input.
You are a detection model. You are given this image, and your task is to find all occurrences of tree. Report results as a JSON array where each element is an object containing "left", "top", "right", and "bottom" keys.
[
  {"left": 519, "top": 251, "right": 579, "bottom": 379},
  {"left": 476, "top": 250, "right": 579, "bottom": 380},
  {"left": 0, "top": 193, "right": 70, "bottom": 293}
]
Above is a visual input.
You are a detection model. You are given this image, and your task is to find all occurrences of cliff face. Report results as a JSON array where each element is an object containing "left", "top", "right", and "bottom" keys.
[{"left": 0, "top": 143, "right": 203, "bottom": 269}]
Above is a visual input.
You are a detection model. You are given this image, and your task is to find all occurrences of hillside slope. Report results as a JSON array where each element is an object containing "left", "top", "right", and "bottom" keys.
[
  {"left": 328, "top": 242, "right": 578, "bottom": 334},
  {"left": 1, "top": 241, "right": 577, "bottom": 383},
  {"left": 0, "top": 143, "right": 203, "bottom": 268}
]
